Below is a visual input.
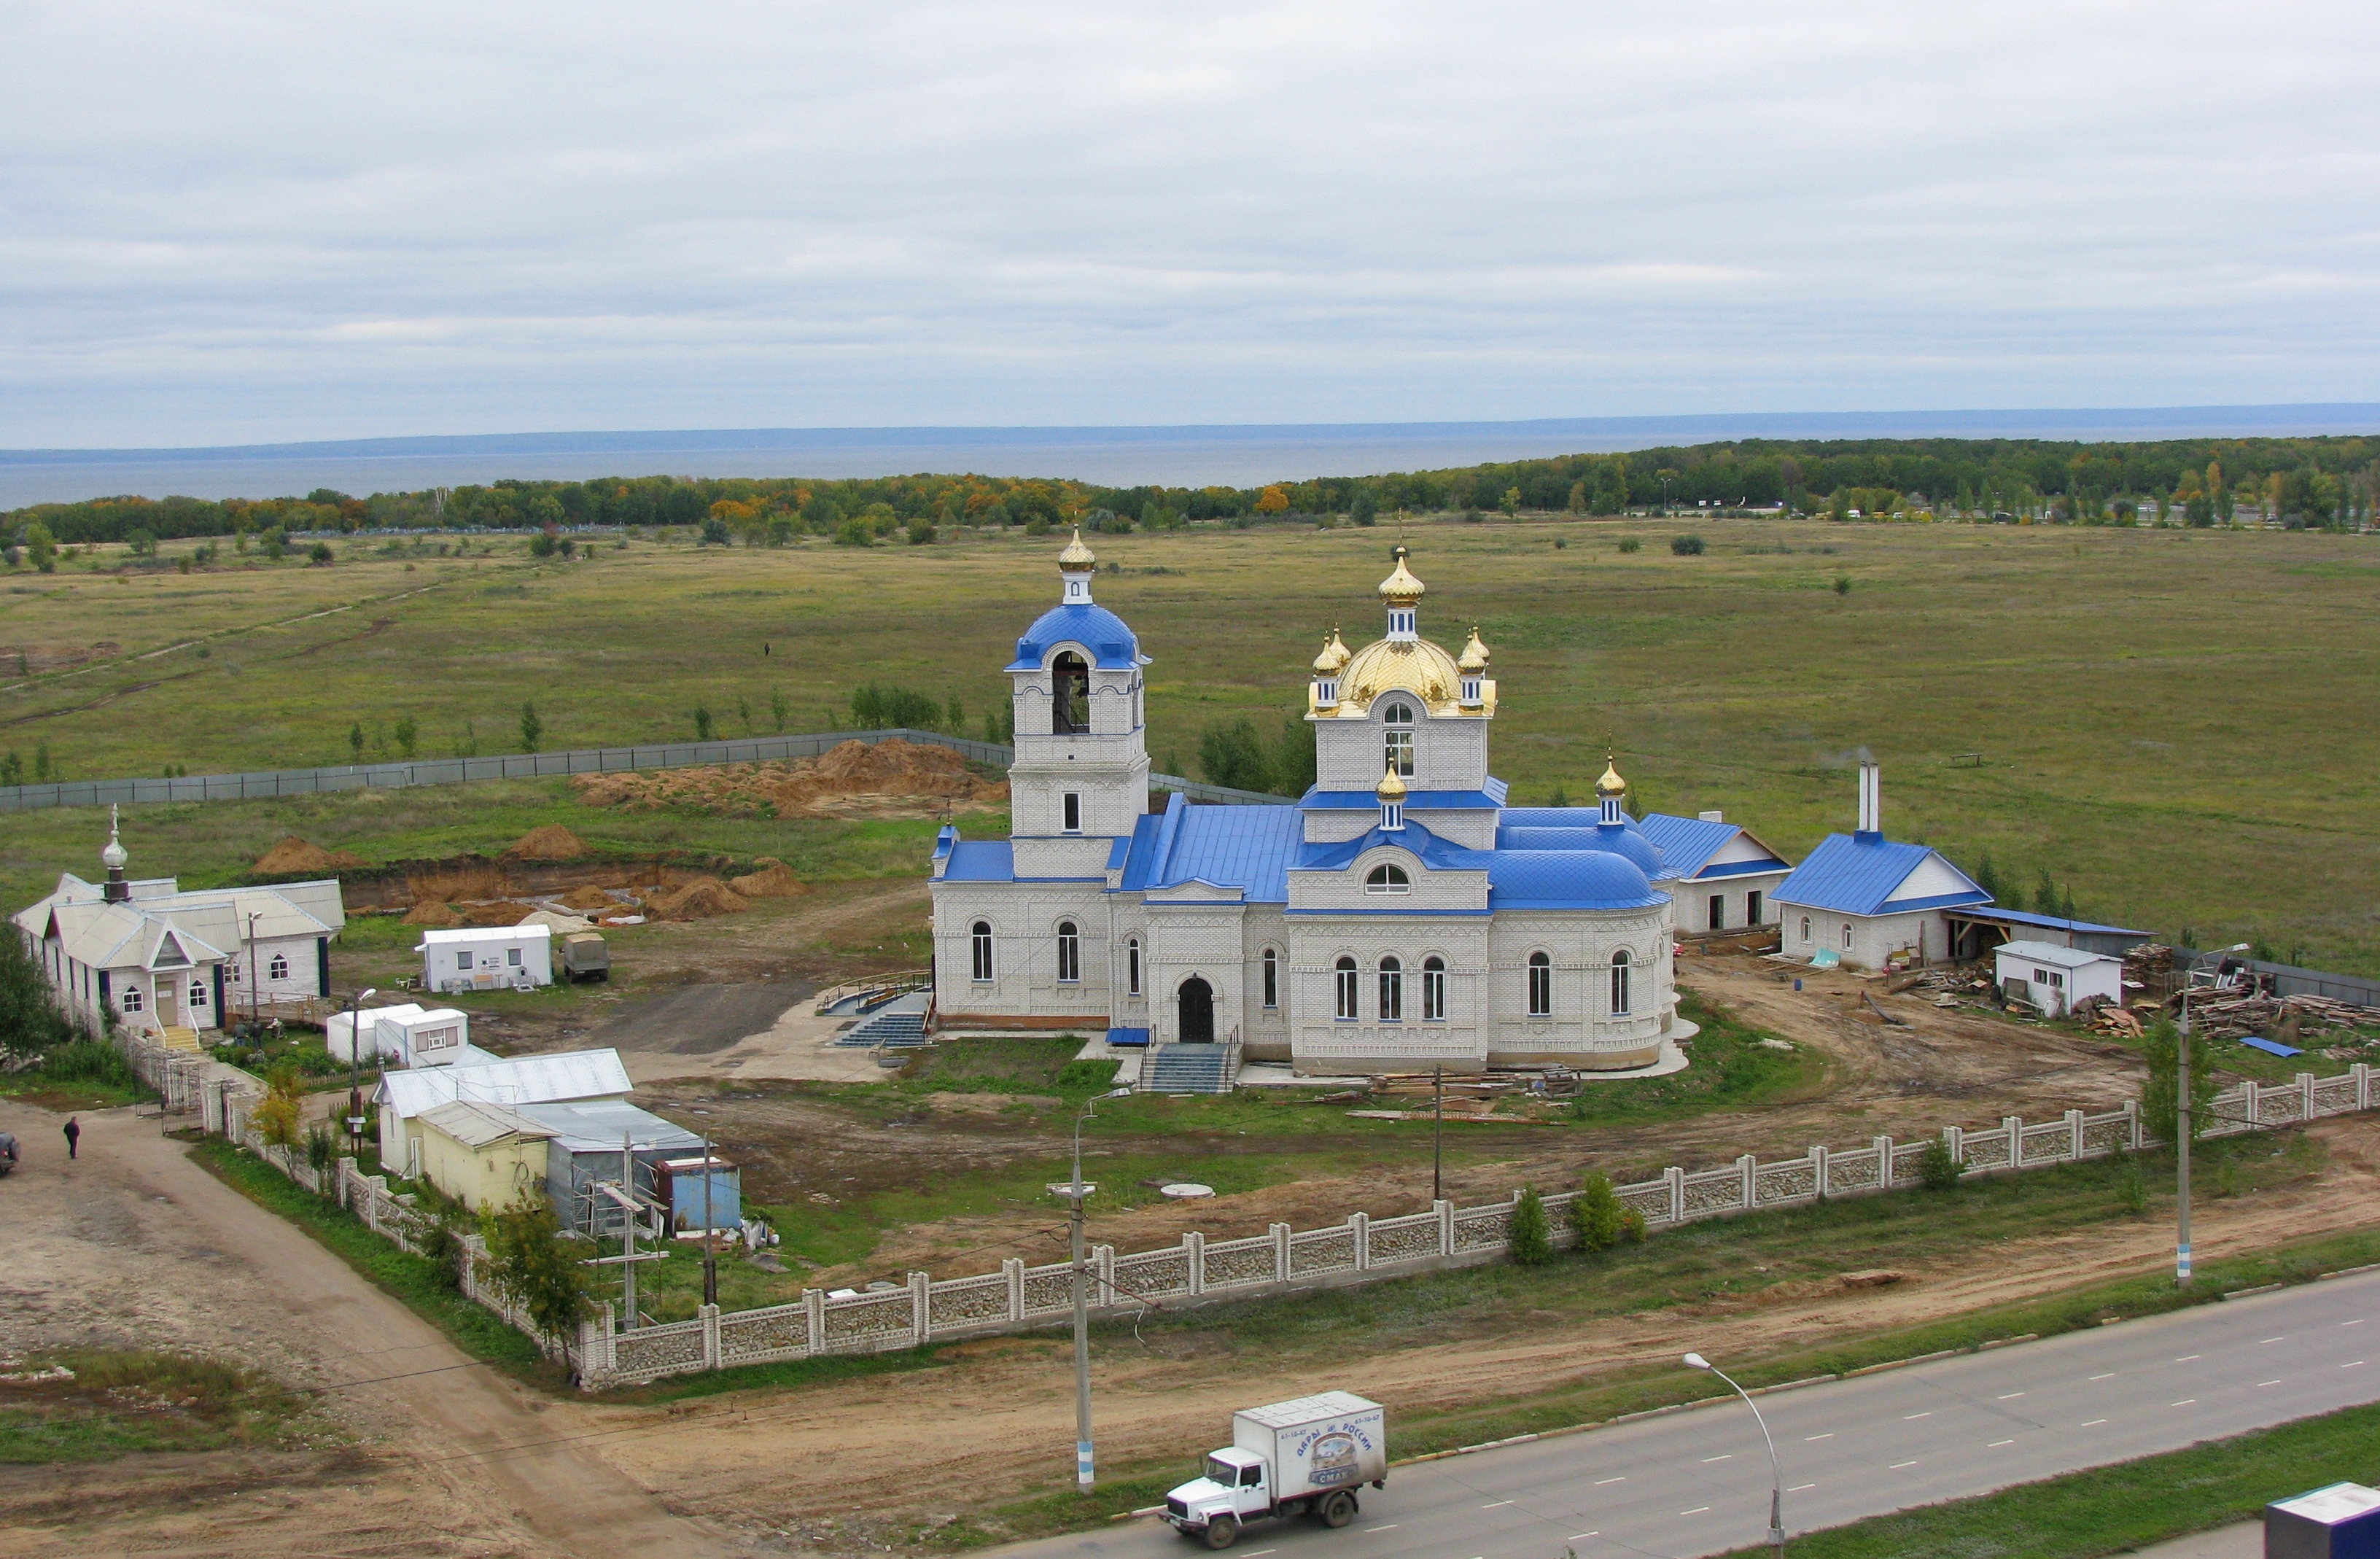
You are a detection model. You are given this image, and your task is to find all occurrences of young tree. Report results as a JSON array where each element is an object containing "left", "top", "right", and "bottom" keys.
[
  {"left": 736, "top": 695, "right": 752, "bottom": 734},
  {"left": 693, "top": 704, "right": 714, "bottom": 741},
  {"left": 2034, "top": 866, "right": 2059, "bottom": 920},
  {"left": 1349, "top": 488, "right": 1380, "bottom": 526},
  {"left": 1572, "top": 1171, "right": 1642, "bottom": 1252},
  {"left": 1509, "top": 1186, "right": 1553, "bottom": 1266},
  {"left": 1916, "top": 1135, "right": 1963, "bottom": 1191},
  {"left": 519, "top": 701, "right": 544, "bottom": 753},
  {"left": 1198, "top": 720, "right": 1271, "bottom": 793},
  {"left": 770, "top": 688, "right": 789, "bottom": 733},
  {"left": 481, "top": 1202, "right": 592, "bottom": 1340},
  {"left": 392, "top": 716, "right": 419, "bottom": 760},
  {"left": 1501, "top": 486, "right": 1522, "bottom": 518},
  {"left": 26, "top": 521, "right": 56, "bottom": 573},
  {"left": 348, "top": 722, "right": 365, "bottom": 762},
  {"left": 252, "top": 1062, "right": 306, "bottom": 1148},
  {"left": 1269, "top": 718, "right": 1317, "bottom": 797},
  {"left": 946, "top": 693, "right": 964, "bottom": 733},
  {"left": 0, "top": 930, "right": 76, "bottom": 1060}
]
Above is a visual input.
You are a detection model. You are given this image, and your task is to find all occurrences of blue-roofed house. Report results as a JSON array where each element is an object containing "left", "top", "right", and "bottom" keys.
[
  {"left": 1772, "top": 761, "right": 1990, "bottom": 968},
  {"left": 928, "top": 535, "right": 1701, "bottom": 1075}
]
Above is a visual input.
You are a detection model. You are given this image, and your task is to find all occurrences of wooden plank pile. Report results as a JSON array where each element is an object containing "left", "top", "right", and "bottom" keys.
[{"left": 2174, "top": 990, "right": 2378, "bottom": 1042}]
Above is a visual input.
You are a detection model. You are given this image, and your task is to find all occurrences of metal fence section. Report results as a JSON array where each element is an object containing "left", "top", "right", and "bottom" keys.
[{"left": 0, "top": 728, "right": 1283, "bottom": 814}]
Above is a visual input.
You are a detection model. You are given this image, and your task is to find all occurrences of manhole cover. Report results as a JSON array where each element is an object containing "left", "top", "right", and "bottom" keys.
[{"left": 1159, "top": 1183, "right": 1215, "bottom": 1199}]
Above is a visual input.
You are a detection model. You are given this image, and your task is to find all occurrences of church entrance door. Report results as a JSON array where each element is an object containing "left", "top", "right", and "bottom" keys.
[{"left": 1177, "top": 977, "right": 1214, "bottom": 1043}]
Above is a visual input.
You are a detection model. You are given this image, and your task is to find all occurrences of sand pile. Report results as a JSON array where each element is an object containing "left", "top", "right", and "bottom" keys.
[
  {"left": 570, "top": 739, "right": 1006, "bottom": 819},
  {"left": 460, "top": 901, "right": 539, "bottom": 927},
  {"left": 645, "top": 876, "right": 750, "bottom": 920},
  {"left": 402, "top": 901, "right": 462, "bottom": 928},
  {"left": 557, "top": 885, "right": 621, "bottom": 912},
  {"left": 503, "top": 825, "right": 589, "bottom": 860},
  {"left": 728, "top": 857, "right": 808, "bottom": 898},
  {"left": 405, "top": 860, "right": 507, "bottom": 905},
  {"left": 252, "top": 836, "right": 366, "bottom": 876}
]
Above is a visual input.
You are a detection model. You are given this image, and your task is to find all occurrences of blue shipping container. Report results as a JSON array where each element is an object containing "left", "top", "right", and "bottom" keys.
[
  {"left": 656, "top": 1156, "right": 742, "bottom": 1234},
  {"left": 2267, "top": 1483, "right": 2380, "bottom": 1559}
]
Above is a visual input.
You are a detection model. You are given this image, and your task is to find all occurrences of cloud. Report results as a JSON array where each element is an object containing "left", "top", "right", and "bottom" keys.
[{"left": 0, "top": 0, "right": 2373, "bottom": 443}]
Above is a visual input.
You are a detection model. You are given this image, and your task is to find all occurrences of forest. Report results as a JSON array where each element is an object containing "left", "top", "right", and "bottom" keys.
[{"left": 5, "top": 433, "right": 2376, "bottom": 548}]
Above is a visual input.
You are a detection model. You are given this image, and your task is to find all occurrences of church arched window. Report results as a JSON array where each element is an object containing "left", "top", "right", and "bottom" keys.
[
  {"left": 1382, "top": 701, "right": 1415, "bottom": 777},
  {"left": 1364, "top": 863, "right": 1410, "bottom": 895},
  {"left": 1051, "top": 652, "right": 1090, "bottom": 734},
  {"left": 1127, "top": 937, "right": 1142, "bottom": 997},
  {"left": 1334, "top": 957, "right": 1359, "bottom": 1021},
  {"left": 1527, "top": 951, "right": 1552, "bottom": 1016},
  {"left": 1609, "top": 949, "right": 1631, "bottom": 1016},
  {"left": 971, "top": 922, "right": 994, "bottom": 982},
  {"left": 1377, "top": 956, "right": 1403, "bottom": 1023},
  {"left": 1056, "top": 922, "right": 1080, "bottom": 984},
  {"left": 1261, "top": 948, "right": 1278, "bottom": 1009},
  {"left": 1422, "top": 956, "right": 1447, "bottom": 1021}
]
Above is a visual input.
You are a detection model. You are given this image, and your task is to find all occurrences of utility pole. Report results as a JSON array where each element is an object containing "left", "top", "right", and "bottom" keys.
[
  {"left": 1432, "top": 1066, "right": 1444, "bottom": 1202},
  {"left": 344, "top": 986, "right": 375, "bottom": 1158},
  {"left": 1054, "top": 1086, "right": 1131, "bottom": 1490},
  {"left": 2174, "top": 944, "right": 2245, "bottom": 1286},
  {"left": 702, "top": 1135, "right": 718, "bottom": 1308},
  {"left": 625, "top": 1133, "right": 640, "bottom": 1323}
]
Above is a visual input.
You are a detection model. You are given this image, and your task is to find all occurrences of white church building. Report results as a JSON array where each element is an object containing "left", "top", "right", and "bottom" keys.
[{"left": 928, "top": 535, "right": 1790, "bottom": 1074}]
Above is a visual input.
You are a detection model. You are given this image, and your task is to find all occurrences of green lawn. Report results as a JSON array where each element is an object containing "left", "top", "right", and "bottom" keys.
[
  {"left": 6, "top": 517, "right": 2379, "bottom": 970},
  {"left": 0, "top": 1349, "right": 333, "bottom": 1463}
]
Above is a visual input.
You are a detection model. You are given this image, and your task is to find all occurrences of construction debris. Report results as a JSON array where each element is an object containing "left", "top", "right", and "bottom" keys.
[
  {"left": 570, "top": 739, "right": 1008, "bottom": 819},
  {"left": 252, "top": 836, "right": 367, "bottom": 876}
]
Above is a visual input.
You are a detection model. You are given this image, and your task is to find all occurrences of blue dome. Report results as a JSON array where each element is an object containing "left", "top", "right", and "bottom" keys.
[
  {"left": 1006, "top": 602, "right": 1145, "bottom": 672},
  {"left": 1488, "top": 850, "right": 1663, "bottom": 911},
  {"left": 1494, "top": 822, "right": 1665, "bottom": 876},
  {"left": 1587, "top": 822, "right": 1663, "bottom": 876}
]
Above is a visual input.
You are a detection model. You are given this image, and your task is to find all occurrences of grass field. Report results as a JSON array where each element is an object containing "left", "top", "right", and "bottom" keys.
[{"left": 5, "top": 515, "right": 2379, "bottom": 970}]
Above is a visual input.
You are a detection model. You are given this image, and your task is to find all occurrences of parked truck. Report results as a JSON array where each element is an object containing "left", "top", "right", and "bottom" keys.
[
  {"left": 1164, "top": 1393, "right": 1386, "bottom": 1549},
  {"left": 559, "top": 931, "right": 610, "bottom": 983}
]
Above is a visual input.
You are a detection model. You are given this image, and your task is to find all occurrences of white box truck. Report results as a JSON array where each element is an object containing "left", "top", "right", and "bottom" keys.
[{"left": 1164, "top": 1392, "right": 1387, "bottom": 1549}]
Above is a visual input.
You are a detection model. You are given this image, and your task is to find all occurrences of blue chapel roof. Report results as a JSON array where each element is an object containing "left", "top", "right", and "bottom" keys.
[
  {"left": 1006, "top": 603, "right": 1148, "bottom": 672},
  {"left": 1118, "top": 795, "right": 1302, "bottom": 901},
  {"left": 1774, "top": 833, "right": 1990, "bottom": 917}
]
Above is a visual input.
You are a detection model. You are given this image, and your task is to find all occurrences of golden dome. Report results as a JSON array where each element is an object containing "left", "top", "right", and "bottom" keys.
[
  {"left": 1057, "top": 528, "right": 1096, "bottom": 569},
  {"left": 1377, "top": 546, "right": 1425, "bottom": 603},
  {"left": 1596, "top": 754, "right": 1628, "bottom": 796},
  {"left": 1375, "top": 763, "right": 1408, "bottom": 801},
  {"left": 1458, "top": 625, "right": 1490, "bottom": 672},
  {"left": 1339, "top": 636, "right": 1463, "bottom": 710},
  {"left": 1312, "top": 629, "right": 1351, "bottom": 676}
]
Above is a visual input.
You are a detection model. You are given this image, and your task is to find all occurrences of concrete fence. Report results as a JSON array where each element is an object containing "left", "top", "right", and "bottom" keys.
[{"left": 0, "top": 728, "right": 1279, "bottom": 815}]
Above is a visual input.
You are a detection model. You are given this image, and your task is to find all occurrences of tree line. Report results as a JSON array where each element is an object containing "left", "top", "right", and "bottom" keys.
[{"left": 7, "top": 435, "right": 2376, "bottom": 549}]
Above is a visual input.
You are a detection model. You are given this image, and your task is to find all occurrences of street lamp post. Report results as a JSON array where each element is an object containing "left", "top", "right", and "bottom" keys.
[
  {"left": 1684, "top": 1353, "right": 1784, "bottom": 1558},
  {"left": 2174, "top": 943, "right": 2250, "bottom": 1286},
  {"left": 344, "top": 986, "right": 376, "bottom": 1158},
  {"left": 1052, "top": 1086, "right": 1133, "bottom": 1491}
]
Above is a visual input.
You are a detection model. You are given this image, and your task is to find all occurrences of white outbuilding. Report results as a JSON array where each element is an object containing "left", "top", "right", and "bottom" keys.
[
  {"left": 1994, "top": 940, "right": 2123, "bottom": 1016},
  {"left": 326, "top": 1003, "right": 485, "bottom": 1068},
  {"left": 416, "top": 925, "right": 553, "bottom": 994}
]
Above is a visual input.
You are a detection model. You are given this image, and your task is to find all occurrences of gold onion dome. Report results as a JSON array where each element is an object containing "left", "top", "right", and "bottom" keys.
[
  {"left": 1377, "top": 546, "right": 1425, "bottom": 602},
  {"left": 1057, "top": 528, "right": 1096, "bottom": 569},
  {"left": 1339, "top": 637, "right": 1463, "bottom": 708},
  {"left": 1312, "top": 629, "right": 1351, "bottom": 675},
  {"left": 1458, "top": 626, "right": 1490, "bottom": 672},
  {"left": 1596, "top": 755, "right": 1628, "bottom": 796},
  {"left": 1375, "top": 763, "right": 1409, "bottom": 801}
]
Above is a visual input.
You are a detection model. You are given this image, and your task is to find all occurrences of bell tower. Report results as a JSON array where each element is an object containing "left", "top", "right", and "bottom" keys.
[{"left": 1006, "top": 530, "right": 1152, "bottom": 877}]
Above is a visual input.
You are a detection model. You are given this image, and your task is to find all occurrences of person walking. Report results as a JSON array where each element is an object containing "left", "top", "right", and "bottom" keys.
[{"left": 62, "top": 1116, "right": 80, "bottom": 1159}]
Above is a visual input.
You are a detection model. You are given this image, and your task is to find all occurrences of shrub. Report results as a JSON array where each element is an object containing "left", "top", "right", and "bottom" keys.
[
  {"left": 1670, "top": 534, "right": 1705, "bottom": 556},
  {"left": 1509, "top": 1186, "right": 1553, "bottom": 1266},
  {"left": 252, "top": 1062, "right": 306, "bottom": 1148},
  {"left": 1834, "top": 575, "right": 1852, "bottom": 595},
  {"left": 1573, "top": 1171, "right": 1625, "bottom": 1251},
  {"left": 1617, "top": 537, "right": 1641, "bottom": 553},
  {"left": 480, "top": 1202, "right": 591, "bottom": 1339},
  {"left": 1917, "top": 1135, "right": 1963, "bottom": 1191},
  {"left": 308, "top": 542, "right": 335, "bottom": 565},
  {"left": 851, "top": 683, "right": 943, "bottom": 730},
  {"left": 2117, "top": 1159, "right": 2149, "bottom": 1215},
  {"left": 518, "top": 701, "right": 543, "bottom": 753}
]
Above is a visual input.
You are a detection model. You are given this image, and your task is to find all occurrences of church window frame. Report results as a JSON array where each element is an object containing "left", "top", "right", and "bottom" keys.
[
  {"left": 1127, "top": 938, "right": 1142, "bottom": 997},
  {"left": 1609, "top": 949, "right": 1632, "bottom": 1016},
  {"left": 1334, "top": 957, "right": 1359, "bottom": 1021},
  {"left": 1051, "top": 650, "right": 1091, "bottom": 735},
  {"left": 122, "top": 981, "right": 144, "bottom": 1014},
  {"left": 1526, "top": 951, "right": 1552, "bottom": 1017},
  {"left": 1382, "top": 701, "right": 1416, "bottom": 777},
  {"left": 1062, "top": 792, "right": 1082, "bottom": 833},
  {"left": 268, "top": 952, "right": 289, "bottom": 981},
  {"left": 1261, "top": 948, "right": 1278, "bottom": 1009},
  {"left": 1800, "top": 916, "right": 1811, "bottom": 944},
  {"left": 1364, "top": 863, "right": 1411, "bottom": 895},
  {"left": 1056, "top": 922, "right": 1081, "bottom": 984},
  {"left": 1422, "top": 956, "right": 1447, "bottom": 1021},
  {"left": 971, "top": 921, "right": 995, "bottom": 983},
  {"left": 1377, "top": 956, "right": 1403, "bottom": 1023},
  {"left": 1843, "top": 922, "right": 1854, "bottom": 951},
  {"left": 189, "top": 976, "right": 209, "bottom": 1008}
]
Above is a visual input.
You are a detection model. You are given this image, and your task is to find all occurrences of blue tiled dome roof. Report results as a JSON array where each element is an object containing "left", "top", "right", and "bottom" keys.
[
  {"left": 1006, "top": 603, "right": 1145, "bottom": 671},
  {"left": 1487, "top": 850, "right": 1663, "bottom": 911}
]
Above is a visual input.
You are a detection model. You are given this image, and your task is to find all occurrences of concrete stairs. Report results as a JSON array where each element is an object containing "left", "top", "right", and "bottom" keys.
[
  {"left": 1140, "top": 1042, "right": 1237, "bottom": 1095},
  {"left": 156, "top": 1025, "right": 203, "bottom": 1053},
  {"left": 833, "top": 1009, "right": 928, "bottom": 1050}
]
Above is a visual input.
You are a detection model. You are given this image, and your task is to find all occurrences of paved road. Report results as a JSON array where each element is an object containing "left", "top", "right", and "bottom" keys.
[{"left": 998, "top": 1272, "right": 2380, "bottom": 1559}]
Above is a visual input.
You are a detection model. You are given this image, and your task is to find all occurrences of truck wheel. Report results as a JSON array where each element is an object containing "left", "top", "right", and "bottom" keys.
[
  {"left": 1319, "top": 1491, "right": 1357, "bottom": 1528},
  {"left": 1202, "top": 1517, "right": 1240, "bottom": 1550}
]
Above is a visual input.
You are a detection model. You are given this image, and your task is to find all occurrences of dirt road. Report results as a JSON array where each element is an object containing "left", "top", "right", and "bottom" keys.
[{"left": 0, "top": 1103, "right": 743, "bottom": 1559}]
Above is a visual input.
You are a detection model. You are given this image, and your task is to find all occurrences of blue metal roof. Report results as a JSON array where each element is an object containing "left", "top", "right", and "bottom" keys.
[
  {"left": 1961, "top": 906, "right": 2150, "bottom": 937},
  {"left": 1492, "top": 823, "right": 1665, "bottom": 877},
  {"left": 1302, "top": 780, "right": 1509, "bottom": 810},
  {"left": 1497, "top": 805, "right": 1626, "bottom": 829},
  {"left": 1117, "top": 793, "right": 1303, "bottom": 901},
  {"left": 1292, "top": 818, "right": 1488, "bottom": 874},
  {"left": 1773, "top": 833, "right": 1988, "bottom": 917},
  {"left": 1006, "top": 602, "right": 1148, "bottom": 672},
  {"left": 941, "top": 841, "right": 1017, "bottom": 882},
  {"left": 1486, "top": 851, "right": 1665, "bottom": 911},
  {"left": 1105, "top": 836, "right": 1132, "bottom": 870}
]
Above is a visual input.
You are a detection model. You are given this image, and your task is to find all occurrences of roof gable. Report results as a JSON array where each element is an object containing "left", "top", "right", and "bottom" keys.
[{"left": 1775, "top": 834, "right": 1988, "bottom": 917}]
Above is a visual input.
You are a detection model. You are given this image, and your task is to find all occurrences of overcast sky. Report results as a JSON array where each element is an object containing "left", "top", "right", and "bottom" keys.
[{"left": 3, "top": 0, "right": 2374, "bottom": 446}]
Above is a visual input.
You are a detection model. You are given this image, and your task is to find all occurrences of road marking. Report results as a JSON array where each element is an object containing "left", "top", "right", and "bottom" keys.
[
  {"left": 2082, "top": 1419, "right": 2108, "bottom": 1427},
  {"left": 1595, "top": 1476, "right": 1628, "bottom": 1485},
  {"left": 1481, "top": 1501, "right": 1514, "bottom": 1509},
  {"left": 2171, "top": 1399, "right": 2196, "bottom": 1407},
  {"left": 2344, "top": 1361, "right": 2366, "bottom": 1369},
  {"left": 2261, "top": 1337, "right": 2286, "bottom": 1345},
  {"left": 1680, "top": 1507, "right": 1711, "bottom": 1517},
  {"left": 2260, "top": 1380, "right": 2282, "bottom": 1387},
  {"left": 1891, "top": 1461, "right": 1918, "bottom": 1469},
  {"left": 1366, "top": 1526, "right": 1399, "bottom": 1533},
  {"left": 2090, "top": 1373, "right": 2116, "bottom": 1381},
  {"left": 2175, "top": 1354, "right": 2200, "bottom": 1362},
  {"left": 1988, "top": 1439, "right": 2015, "bottom": 1447},
  {"left": 1997, "top": 1391, "right": 2025, "bottom": 1399},
  {"left": 1567, "top": 1536, "right": 1598, "bottom": 1544},
  {"left": 1903, "top": 1411, "right": 1932, "bottom": 1420},
  {"left": 1242, "top": 1551, "right": 1275, "bottom": 1557},
  {"left": 1803, "top": 1433, "right": 1834, "bottom": 1442},
  {"left": 2344, "top": 1319, "right": 2365, "bottom": 1327},
  {"left": 1701, "top": 1454, "right": 1732, "bottom": 1463},
  {"left": 1788, "top": 1484, "right": 1816, "bottom": 1493}
]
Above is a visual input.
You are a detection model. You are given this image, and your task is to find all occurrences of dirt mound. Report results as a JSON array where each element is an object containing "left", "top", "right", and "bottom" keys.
[
  {"left": 402, "top": 901, "right": 462, "bottom": 928},
  {"left": 503, "top": 825, "right": 589, "bottom": 861},
  {"left": 251, "top": 836, "right": 365, "bottom": 876},
  {"left": 645, "top": 876, "right": 750, "bottom": 920},
  {"left": 728, "top": 858, "right": 809, "bottom": 898},
  {"left": 460, "top": 901, "right": 540, "bottom": 927},
  {"left": 570, "top": 739, "right": 1006, "bottom": 820},
  {"left": 557, "top": 885, "right": 621, "bottom": 912},
  {"left": 405, "top": 859, "right": 507, "bottom": 905}
]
